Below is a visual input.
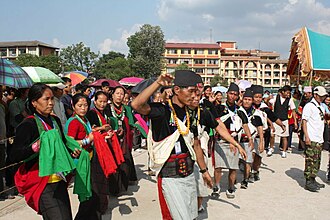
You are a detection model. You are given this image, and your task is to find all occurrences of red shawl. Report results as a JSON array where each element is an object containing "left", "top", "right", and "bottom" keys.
[{"left": 14, "top": 115, "right": 51, "bottom": 214}]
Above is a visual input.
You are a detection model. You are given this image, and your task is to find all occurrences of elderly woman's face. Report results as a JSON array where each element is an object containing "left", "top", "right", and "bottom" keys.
[{"left": 32, "top": 88, "right": 54, "bottom": 116}]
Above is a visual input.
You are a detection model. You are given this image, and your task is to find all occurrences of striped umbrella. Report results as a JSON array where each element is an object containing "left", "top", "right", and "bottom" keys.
[
  {"left": 22, "top": 67, "right": 63, "bottom": 84},
  {"left": 64, "top": 70, "right": 88, "bottom": 77},
  {"left": 0, "top": 58, "right": 34, "bottom": 88},
  {"left": 65, "top": 73, "right": 87, "bottom": 86}
]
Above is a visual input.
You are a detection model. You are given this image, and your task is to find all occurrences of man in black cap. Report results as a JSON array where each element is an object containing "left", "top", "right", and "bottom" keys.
[
  {"left": 212, "top": 82, "right": 250, "bottom": 199},
  {"left": 269, "top": 85, "right": 297, "bottom": 158},
  {"left": 188, "top": 82, "right": 246, "bottom": 212},
  {"left": 252, "top": 85, "right": 286, "bottom": 158},
  {"left": 131, "top": 70, "right": 212, "bottom": 219},
  {"left": 238, "top": 88, "right": 264, "bottom": 188}
]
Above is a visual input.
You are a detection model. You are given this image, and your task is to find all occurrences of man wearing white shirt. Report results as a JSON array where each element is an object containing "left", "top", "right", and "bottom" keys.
[
  {"left": 302, "top": 86, "right": 327, "bottom": 192},
  {"left": 270, "top": 86, "right": 297, "bottom": 158},
  {"left": 50, "top": 83, "right": 67, "bottom": 129}
]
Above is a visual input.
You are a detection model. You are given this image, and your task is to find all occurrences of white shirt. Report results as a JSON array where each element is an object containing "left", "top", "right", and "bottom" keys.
[
  {"left": 270, "top": 95, "right": 296, "bottom": 110},
  {"left": 53, "top": 96, "right": 67, "bottom": 129},
  {"left": 302, "top": 98, "right": 325, "bottom": 143}
]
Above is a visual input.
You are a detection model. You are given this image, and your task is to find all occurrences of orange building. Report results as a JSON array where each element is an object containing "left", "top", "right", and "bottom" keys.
[{"left": 164, "top": 41, "right": 289, "bottom": 90}]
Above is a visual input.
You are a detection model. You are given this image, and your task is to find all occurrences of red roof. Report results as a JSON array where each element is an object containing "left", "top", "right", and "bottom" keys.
[{"left": 165, "top": 43, "right": 220, "bottom": 49}]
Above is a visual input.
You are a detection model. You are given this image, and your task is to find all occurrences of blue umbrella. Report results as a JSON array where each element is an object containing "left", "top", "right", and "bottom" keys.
[
  {"left": 0, "top": 58, "right": 34, "bottom": 88},
  {"left": 212, "top": 86, "right": 227, "bottom": 93}
]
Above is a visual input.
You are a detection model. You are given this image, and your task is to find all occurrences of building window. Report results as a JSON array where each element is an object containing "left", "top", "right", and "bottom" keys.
[
  {"left": 194, "top": 49, "right": 204, "bottom": 55},
  {"left": 168, "top": 59, "right": 178, "bottom": 64},
  {"left": 274, "top": 72, "right": 280, "bottom": 77},
  {"left": 181, "top": 49, "right": 191, "bottom": 54},
  {"left": 28, "top": 47, "right": 37, "bottom": 55},
  {"left": 265, "top": 79, "right": 271, "bottom": 85},
  {"left": 282, "top": 72, "right": 286, "bottom": 77},
  {"left": 9, "top": 48, "right": 16, "bottom": 57},
  {"left": 265, "top": 71, "right": 271, "bottom": 77},
  {"left": 18, "top": 48, "right": 26, "bottom": 55},
  {"left": 207, "top": 68, "right": 219, "bottom": 74},
  {"left": 273, "top": 79, "right": 280, "bottom": 85},
  {"left": 0, "top": 48, "right": 7, "bottom": 57},
  {"left": 180, "top": 59, "right": 192, "bottom": 64},
  {"left": 265, "top": 64, "right": 271, "bottom": 70},
  {"left": 207, "top": 59, "right": 219, "bottom": 65},
  {"left": 195, "top": 68, "right": 204, "bottom": 73},
  {"left": 208, "top": 49, "right": 218, "bottom": 55},
  {"left": 274, "top": 64, "right": 280, "bottom": 69},
  {"left": 167, "top": 49, "right": 177, "bottom": 54},
  {"left": 194, "top": 59, "right": 204, "bottom": 65}
]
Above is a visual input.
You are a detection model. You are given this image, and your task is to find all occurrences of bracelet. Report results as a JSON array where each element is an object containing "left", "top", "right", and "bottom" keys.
[{"left": 199, "top": 167, "right": 208, "bottom": 174}]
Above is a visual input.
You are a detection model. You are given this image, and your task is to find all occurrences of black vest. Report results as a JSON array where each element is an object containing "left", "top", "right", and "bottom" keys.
[{"left": 274, "top": 95, "right": 290, "bottom": 121}]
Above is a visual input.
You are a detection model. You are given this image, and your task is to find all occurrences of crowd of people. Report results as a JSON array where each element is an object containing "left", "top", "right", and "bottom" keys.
[{"left": 0, "top": 70, "right": 329, "bottom": 219}]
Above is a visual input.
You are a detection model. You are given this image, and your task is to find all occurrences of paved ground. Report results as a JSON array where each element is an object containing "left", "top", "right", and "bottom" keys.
[{"left": 1, "top": 136, "right": 330, "bottom": 219}]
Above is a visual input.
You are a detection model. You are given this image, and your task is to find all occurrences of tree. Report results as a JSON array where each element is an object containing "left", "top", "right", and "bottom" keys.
[
  {"left": 94, "top": 51, "right": 133, "bottom": 80},
  {"left": 127, "top": 24, "right": 165, "bottom": 78},
  {"left": 210, "top": 74, "right": 229, "bottom": 87},
  {"left": 14, "top": 54, "right": 61, "bottom": 74},
  {"left": 175, "top": 63, "right": 190, "bottom": 70},
  {"left": 60, "top": 42, "right": 99, "bottom": 73}
]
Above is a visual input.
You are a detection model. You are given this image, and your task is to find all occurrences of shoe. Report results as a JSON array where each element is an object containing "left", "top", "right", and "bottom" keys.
[
  {"left": 254, "top": 172, "right": 260, "bottom": 181},
  {"left": 211, "top": 186, "right": 220, "bottom": 198},
  {"left": 226, "top": 189, "right": 235, "bottom": 199},
  {"left": 267, "top": 148, "right": 274, "bottom": 157},
  {"left": 281, "top": 152, "right": 287, "bottom": 158},
  {"left": 287, "top": 147, "right": 292, "bottom": 153},
  {"left": 312, "top": 178, "right": 325, "bottom": 189},
  {"left": 279, "top": 147, "right": 283, "bottom": 151},
  {"left": 248, "top": 173, "right": 255, "bottom": 183},
  {"left": 198, "top": 205, "right": 205, "bottom": 213},
  {"left": 6, "top": 194, "right": 15, "bottom": 199},
  {"left": 305, "top": 180, "right": 319, "bottom": 192},
  {"left": 241, "top": 180, "right": 248, "bottom": 189}
]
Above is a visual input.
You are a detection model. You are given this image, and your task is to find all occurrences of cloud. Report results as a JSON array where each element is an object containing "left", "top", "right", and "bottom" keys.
[
  {"left": 157, "top": 0, "right": 330, "bottom": 58},
  {"left": 52, "top": 38, "right": 67, "bottom": 49},
  {"left": 98, "top": 24, "right": 142, "bottom": 55},
  {"left": 202, "top": 14, "right": 214, "bottom": 22}
]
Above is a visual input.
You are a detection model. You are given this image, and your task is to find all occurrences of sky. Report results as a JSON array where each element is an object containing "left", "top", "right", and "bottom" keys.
[{"left": 1, "top": 0, "right": 330, "bottom": 59}]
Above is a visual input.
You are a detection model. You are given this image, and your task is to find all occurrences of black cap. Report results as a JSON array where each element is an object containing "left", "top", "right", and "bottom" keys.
[
  {"left": 228, "top": 83, "right": 239, "bottom": 93},
  {"left": 174, "top": 70, "right": 199, "bottom": 87},
  {"left": 251, "top": 85, "right": 263, "bottom": 95},
  {"left": 243, "top": 88, "right": 253, "bottom": 98}
]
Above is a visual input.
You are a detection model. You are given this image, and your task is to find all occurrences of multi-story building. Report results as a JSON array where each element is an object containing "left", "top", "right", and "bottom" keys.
[
  {"left": 0, "top": 40, "right": 59, "bottom": 60},
  {"left": 164, "top": 41, "right": 289, "bottom": 90}
]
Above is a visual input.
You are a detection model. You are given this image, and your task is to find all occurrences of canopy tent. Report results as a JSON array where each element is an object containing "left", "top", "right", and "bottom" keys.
[{"left": 287, "top": 27, "right": 330, "bottom": 81}]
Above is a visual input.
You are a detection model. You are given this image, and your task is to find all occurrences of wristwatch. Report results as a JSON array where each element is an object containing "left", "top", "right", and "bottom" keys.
[{"left": 199, "top": 168, "right": 208, "bottom": 174}]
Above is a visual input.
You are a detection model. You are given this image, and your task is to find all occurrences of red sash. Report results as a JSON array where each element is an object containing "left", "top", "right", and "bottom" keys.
[
  {"left": 92, "top": 108, "right": 125, "bottom": 166},
  {"left": 92, "top": 132, "right": 118, "bottom": 177},
  {"left": 15, "top": 163, "right": 49, "bottom": 213},
  {"left": 157, "top": 176, "right": 173, "bottom": 220},
  {"left": 14, "top": 115, "right": 53, "bottom": 214}
]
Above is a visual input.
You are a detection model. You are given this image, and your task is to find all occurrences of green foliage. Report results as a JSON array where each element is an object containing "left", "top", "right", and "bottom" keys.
[
  {"left": 60, "top": 42, "right": 99, "bottom": 73},
  {"left": 302, "top": 80, "right": 324, "bottom": 87},
  {"left": 94, "top": 51, "right": 133, "bottom": 80},
  {"left": 175, "top": 63, "right": 190, "bottom": 70},
  {"left": 14, "top": 54, "right": 61, "bottom": 74},
  {"left": 127, "top": 24, "right": 165, "bottom": 78},
  {"left": 210, "top": 74, "right": 228, "bottom": 87}
]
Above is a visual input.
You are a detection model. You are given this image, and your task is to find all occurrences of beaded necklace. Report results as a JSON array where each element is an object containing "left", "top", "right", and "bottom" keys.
[
  {"left": 168, "top": 99, "right": 190, "bottom": 136},
  {"left": 110, "top": 104, "right": 125, "bottom": 121}
]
